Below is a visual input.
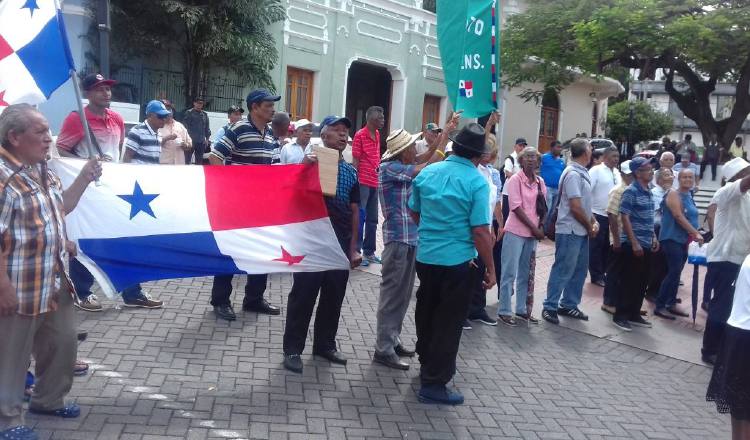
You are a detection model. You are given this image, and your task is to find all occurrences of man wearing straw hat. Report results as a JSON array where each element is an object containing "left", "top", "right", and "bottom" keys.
[
  {"left": 372, "top": 118, "right": 455, "bottom": 371},
  {"left": 408, "top": 122, "right": 496, "bottom": 405},
  {"left": 701, "top": 157, "right": 750, "bottom": 364}
]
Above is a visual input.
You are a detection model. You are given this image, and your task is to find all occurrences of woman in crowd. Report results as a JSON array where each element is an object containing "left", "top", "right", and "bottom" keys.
[
  {"left": 654, "top": 169, "right": 703, "bottom": 319},
  {"left": 645, "top": 167, "right": 674, "bottom": 302},
  {"left": 497, "top": 147, "right": 546, "bottom": 326}
]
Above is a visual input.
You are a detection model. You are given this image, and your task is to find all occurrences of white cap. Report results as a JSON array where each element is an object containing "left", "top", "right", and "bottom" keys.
[
  {"left": 293, "top": 119, "right": 313, "bottom": 130},
  {"left": 620, "top": 160, "right": 633, "bottom": 175},
  {"left": 722, "top": 157, "right": 750, "bottom": 181}
]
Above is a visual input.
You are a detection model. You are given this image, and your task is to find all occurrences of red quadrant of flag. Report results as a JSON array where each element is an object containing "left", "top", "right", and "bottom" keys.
[
  {"left": 204, "top": 164, "right": 329, "bottom": 231},
  {"left": 0, "top": 35, "right": 13, "bottom": 62}
]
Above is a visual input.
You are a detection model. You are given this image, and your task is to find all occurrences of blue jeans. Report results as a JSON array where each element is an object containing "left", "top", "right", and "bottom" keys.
[
  {"left": 70, "top": 258, "right": 143, "bottom": 302},
  {"left": 543, "top": 233, "right": 589, "bottom": 312},
  {"left": 357, "top": 185, "right": 379, "bottom": 256},
  {"left": 497, "top": 232, "right": 536, "bottom": 316},
  {"left": 545, "top": 187, "right": 558, "bottom": 211},
  {"left": 655, "top": 240, "right": 687, "bottom": 310}
]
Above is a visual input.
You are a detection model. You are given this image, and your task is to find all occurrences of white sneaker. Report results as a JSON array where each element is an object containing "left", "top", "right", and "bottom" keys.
[{"left": 76, "top": 294, "right": 102, "bottom": 312}]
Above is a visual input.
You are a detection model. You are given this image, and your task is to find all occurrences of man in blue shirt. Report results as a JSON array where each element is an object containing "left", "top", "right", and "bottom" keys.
[
  {"left": 540, "top": 140, "right": 565, "bottom": 208},
  {"left": 613, "top": 157, "right": 659, "bottom": 331},
  {"left": 408, "top": 123, "right": 495, "bottom": 405}
]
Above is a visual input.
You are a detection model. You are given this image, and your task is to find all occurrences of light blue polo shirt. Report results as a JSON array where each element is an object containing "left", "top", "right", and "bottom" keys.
[{"left": 408, "top": 155, "right": 490, "bottom": 266}]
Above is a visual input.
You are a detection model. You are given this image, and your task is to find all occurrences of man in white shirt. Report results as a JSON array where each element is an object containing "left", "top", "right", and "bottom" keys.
[
  {"left": 280, "top": 119, "right": 314, "bottom": 164},
  {"left": 588, "top": 146, "right": 620, "bottom": 286},
  {"left": 702, "top": 157, "right": 750, "bottom": 364},
  {"left": 415, "top": 122, "right": 441, "bottom": 156}
]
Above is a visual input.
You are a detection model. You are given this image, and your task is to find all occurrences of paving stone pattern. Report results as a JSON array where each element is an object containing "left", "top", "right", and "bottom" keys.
[{"left": 30, "top": 271, "right": 728, "bottom": 439}]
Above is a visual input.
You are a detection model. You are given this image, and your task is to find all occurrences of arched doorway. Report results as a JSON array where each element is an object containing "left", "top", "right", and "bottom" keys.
[
  {"left": 538, "top": 89, "right": 560, "bottom": 153},
  {"left": 345, "top": 61, "right": 392, "bottom": 152}
]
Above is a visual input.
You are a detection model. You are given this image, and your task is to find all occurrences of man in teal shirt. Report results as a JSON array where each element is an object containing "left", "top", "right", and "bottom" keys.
[{"left": 408, "top": 123, "right": 496, "bottom": 405}]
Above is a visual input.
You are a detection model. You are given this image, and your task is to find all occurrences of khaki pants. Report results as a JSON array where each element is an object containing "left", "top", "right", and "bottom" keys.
[{"left": 0, "top": 290, "right": 76, "bottom": 429}]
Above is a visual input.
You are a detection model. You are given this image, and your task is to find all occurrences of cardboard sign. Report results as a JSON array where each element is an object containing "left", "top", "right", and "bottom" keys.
[{"left": 312, "top": 145, "right": 339, "bottom": 196}]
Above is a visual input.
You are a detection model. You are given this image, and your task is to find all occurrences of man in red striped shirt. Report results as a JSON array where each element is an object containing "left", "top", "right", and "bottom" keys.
[{"left": 352, "top": 106, "right": 385, "bottom": 266}]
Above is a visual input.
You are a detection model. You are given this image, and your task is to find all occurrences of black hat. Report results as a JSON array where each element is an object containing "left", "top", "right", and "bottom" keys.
[
  {"left": 515, "top": 137, "right": 528, "bottom": 145},
  {"left": 81, "top": 73, "right": 116, "bottom": 91},
  {"left": 449, "top": 123, "right": 490, "bottom": 154},
  {"left": 227, "top": 105, "right": 244, "bottom": 114}
]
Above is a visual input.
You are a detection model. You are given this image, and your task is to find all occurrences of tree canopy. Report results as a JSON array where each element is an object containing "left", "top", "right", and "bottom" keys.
[
  {"left": 501, "top": 0, "right": 750, "bottom": 148},
  {"left": 103, "top": 0, "right": 285, "bottom": 107},
  {"left": 605, "top": 100, "right": 674, "bottom": 145}
]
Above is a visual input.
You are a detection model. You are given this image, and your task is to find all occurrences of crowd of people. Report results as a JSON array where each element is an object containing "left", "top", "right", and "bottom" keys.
[{"left": 0, "top": 71, "right": 749, "bottom": 439}]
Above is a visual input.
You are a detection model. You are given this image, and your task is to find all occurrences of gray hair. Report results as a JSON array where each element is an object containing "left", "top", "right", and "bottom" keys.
[
  {"left": 569, "top": 138, "right": 590, "bottom": 158},
  {"left": 655, "top": 167, "right": 674, "bottom": 183},
  {"left": 518, "top": 146, "right": 539, "bottom": 159},
  {"left": 271, "top": 111, "right": 290, "bottom": 127},
  {"left": 0, "top": 103, "right": 38, "bottom": 148},
  {"left": 660, "top": 151, "right": 675, "bottom": 161}
]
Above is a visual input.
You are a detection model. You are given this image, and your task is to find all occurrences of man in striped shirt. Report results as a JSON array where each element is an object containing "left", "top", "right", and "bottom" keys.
[
  {"left": 0, "top": 104, "right": 102, "bottom": 437},
  {"left": 123, "top": 100, "right": 170, "bottom": 164},
  {"left": 207, "top": 89, "right": 283, "bottom": 321}
]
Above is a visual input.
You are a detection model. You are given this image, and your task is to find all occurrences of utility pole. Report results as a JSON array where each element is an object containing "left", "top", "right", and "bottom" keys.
[{"left": 97, "top": 0, "right": 111, "bottom": 77}]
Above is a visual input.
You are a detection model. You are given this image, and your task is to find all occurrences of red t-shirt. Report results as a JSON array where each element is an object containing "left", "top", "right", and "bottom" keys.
[
  {"left": 352, "top": 127, "right": 380, "bottom": 188},
  {"left": 56, "top": 107, "right": 125, "bottom": 162}
]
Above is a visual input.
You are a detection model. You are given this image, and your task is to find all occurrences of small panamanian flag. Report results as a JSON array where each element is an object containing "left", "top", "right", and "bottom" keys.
[{"left": 459, "top": 80, "right": 473, "bottom": 98}]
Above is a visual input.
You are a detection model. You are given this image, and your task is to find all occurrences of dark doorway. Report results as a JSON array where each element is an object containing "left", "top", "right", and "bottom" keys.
[
  {"left": 538, "top": 89, "right": 560, "bottom": 153},
  {"left": 345, "top": 61, "right": 392, "bottom": 152}
]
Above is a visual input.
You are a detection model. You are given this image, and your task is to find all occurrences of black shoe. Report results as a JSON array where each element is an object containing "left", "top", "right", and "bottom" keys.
[
  {"left": 666, "top": 306, "right": 689, "bottom": 317},
  {"left": 654, "top": 308, "right": 676, "bottom": 320},
  {"left": 701, "top": 302, "right": 710, "bottom": 312},
  {"left": 242, "top": 299, "right": 281, "bottom": 315},
  {"left": 613, "top": 319, "right": 632, "bottom": 332},
  {"left": 542, "top": 309, "right": 559, "bottom": 324},
  {"left": 469, "top": 312, "right": 498, "bottom": 326},
  {"left": 283, "top": 354, "right": 303, "bottom": 373},
  {"left": 592, "top": 279, "right": 606, "bottom": 287},
  {"left": 702, "top": 353, "right": 717, "bottom": 365},
  {"left": 394, "top": 345, "right": 415, "bottom": 358},
  {"left": 373, "top": 352, "right": 409, "bottom": 370},
  {"left": 314, "top": 349, "right": 347, "bottom": 365},
  {"left": 213, "top": 304, "right": 236, "bottom": 321},
  {"left": 462, "top": 319, "right": 472, "bottom": 330},
  {"left": 557, "top": 307, "right": 589, "bottom": 321},
  {"left": 628, "top": 316, "right": 652, "bottom": 328}
]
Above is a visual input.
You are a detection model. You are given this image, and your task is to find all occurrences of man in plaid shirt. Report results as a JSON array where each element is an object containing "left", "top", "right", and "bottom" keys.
[{"left": 0, "top": 104, "right": 101, "bottom": 439}]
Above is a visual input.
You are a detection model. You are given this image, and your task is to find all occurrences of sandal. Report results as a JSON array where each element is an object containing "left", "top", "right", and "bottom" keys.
[
  {"left": 28, "top": 403, "right": 80, "bottom": 418},
  {"left": 73, "top": 360, "right": 89, "bottom": 376},
  {"left": 515, "top": 313, "right": 540, "bottom": 324},
  {"left": 0, "top": 425, "right": 38, "bottom": 440}
]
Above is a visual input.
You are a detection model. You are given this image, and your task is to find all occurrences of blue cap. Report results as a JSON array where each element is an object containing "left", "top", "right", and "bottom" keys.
[
  {"left": 321, "top": 115, "right": 352, "bottom": 128},
  {"left": 629, "top": 156, "right": 650, "bottom": 173},
  {"left": 246, "top": 88, "right": 281, "bottom": 104},
  {"left": 145, "top": 100, "right": 171, "bottom": 116}
]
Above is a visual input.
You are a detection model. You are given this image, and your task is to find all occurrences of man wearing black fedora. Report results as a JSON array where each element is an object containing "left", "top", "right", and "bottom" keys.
[{"left": 408, "top": 122, "right": 496, "bottom": 405}]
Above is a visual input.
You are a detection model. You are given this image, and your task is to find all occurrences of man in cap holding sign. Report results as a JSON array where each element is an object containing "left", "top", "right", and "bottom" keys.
[
  {"left": 372, "top": 114, "right": 458, "bottom": 371},
  {"left": 408, "top": 122, "right": 496, "bottom": 405}
]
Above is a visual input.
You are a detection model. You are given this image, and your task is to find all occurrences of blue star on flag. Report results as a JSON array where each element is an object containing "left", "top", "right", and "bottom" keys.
[
  {"left": 20, "top": 0, "right": 40, "bottom": 17},
  {"left": 117, "top": 181, "right": 159, "bottom": 220}
]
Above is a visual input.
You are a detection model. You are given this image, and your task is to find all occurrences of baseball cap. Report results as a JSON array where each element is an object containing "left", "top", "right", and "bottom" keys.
[
  {"left": 619, "top": 160, "right": 633, "bottom": 175},
  {"left": 425, "top": 122, "right": 442, "bottom": 133},
  {"left": 145, "top": 100, "right": 171, "bottom": 117},
  {"left": 293, "top": 119, "right": 313, "bottom": 130},
  {"left": 81, "top": 73, "right": 116, "bottom": 91},
  {"left": 246, "top": 88, "right": 281, "bottom": 104},
  {"left": 629, "top": 156, "right": 650, "bottom": 173},
  {"left": 321, "top": 115, "right": 352, "bottom": 128},
  {"left": 515, "top": 137, "right": 528, "bottom": 145},
  {"left": 227, "top": 105, "right": 244, "bottom": 114}
]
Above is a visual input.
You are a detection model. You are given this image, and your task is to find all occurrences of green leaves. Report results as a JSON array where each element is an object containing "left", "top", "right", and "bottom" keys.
[{"left": 605, "top": 100, "right": 674, "bottom": 145}]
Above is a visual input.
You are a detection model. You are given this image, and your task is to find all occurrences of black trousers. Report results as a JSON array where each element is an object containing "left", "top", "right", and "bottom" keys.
[
  {"left": 614, "top": 244, "right": 652, "bottom": 322},
  {"left": 702, "top": 261, "right": 741, "bottom": 357},
  {"left": 186, "top": 142, "right": 207, "bottom": 165},
  {"left": 415, "top": 261, "right": 473, "bottom": 386},
  {"left": 588, "top": 213, "right": 610, "bottom": 282},
  {"left": 646, "top": 225, "right": 667, "bottom": 298},
  {"left": 492, "top": 220, "right": 503, "bottom": 301},
  {"left": 700, "top": 157, "right": 718, "bottom": 181},
  {"left": 602, "top": 246, "right": 621, "bottom": 307},
  {"left": 466, "top": 259, "right": 486, "bottom": 319},
  {"left": 283, "top": 270, "right": 349, "bottom": 355},
  {"left": 210, "top": 274, "right": 267, "bottom": 307}
]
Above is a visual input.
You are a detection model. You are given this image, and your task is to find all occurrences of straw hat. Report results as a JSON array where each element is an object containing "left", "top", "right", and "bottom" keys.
[{"left": 382, "top": 129, "right": 422, "bottom": 161}]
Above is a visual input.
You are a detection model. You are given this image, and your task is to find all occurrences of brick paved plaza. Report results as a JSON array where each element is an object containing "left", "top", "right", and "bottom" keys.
[{"left": 27, "top": 267, "right": 728, "bottom": 440}]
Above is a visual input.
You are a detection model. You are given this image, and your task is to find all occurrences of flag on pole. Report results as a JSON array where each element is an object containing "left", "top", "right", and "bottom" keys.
[
  {"left": 0, "top": 0, "right": 75, "bottom": 110},
  {"left": 437, "top": 0, "right": 500, "bottom": 118},
  {"left": 51, "top": 159, "right": 350, "bottom": 297}
]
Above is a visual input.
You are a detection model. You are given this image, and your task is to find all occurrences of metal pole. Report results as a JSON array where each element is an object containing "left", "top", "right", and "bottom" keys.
[
  {"left": 97, "top": 0, "right": 111, "bottom": 78},
  {"left": 70, "top": 70, "right": 103, "bottom": 185}
]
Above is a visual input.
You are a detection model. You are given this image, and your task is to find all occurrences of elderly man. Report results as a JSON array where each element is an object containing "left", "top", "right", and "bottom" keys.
[
  {"left": 282, "top": 116, "right": 361, "bottom": 373},
  {"left": 182, "top": 97, "right": 211, "bottom": 164},
  {"left": 373, "top": 118, "right": 455, "bottom": 371},
  {"left": 588, "top": 146, "right": 620, "bottom": 287},
  {"left": 352, "top": 106, "right": 385, "bottom": 266},
  {"left": 0, "top": 104, "right": 102, "bottom": 440},
  {"left": 408, "top": 123, "right": 495, "bottom": 405},
  {"left": 612, "top": 157, "right": 659, "bottom": 331},
  {"left": 280, "top": 119, "right": 314, "bottom": 164},
  {"left": 701, "top": 157, "right": 750, "bottom": 364},
  {"left": 208, "top": 89, "right": 284, "bottom": 320},
  {"left": 542, "top": 138, "right": 595, "bottom": 324},
  {"left": 415, "top": 122, "right": 441, "bottom": 156}
]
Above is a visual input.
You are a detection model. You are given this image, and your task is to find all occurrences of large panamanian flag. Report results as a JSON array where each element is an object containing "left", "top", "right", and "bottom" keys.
[
  {"left": 52, "top": 159, "right": 350, "bottom": 297},
  {"left": 0, "top": 0, "right": 75, "bottom": 110}
]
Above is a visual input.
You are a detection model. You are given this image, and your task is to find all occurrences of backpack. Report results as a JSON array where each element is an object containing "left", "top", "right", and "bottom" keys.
[{"left": 499, "top": 154, "right": 515, "bottom": 186}]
